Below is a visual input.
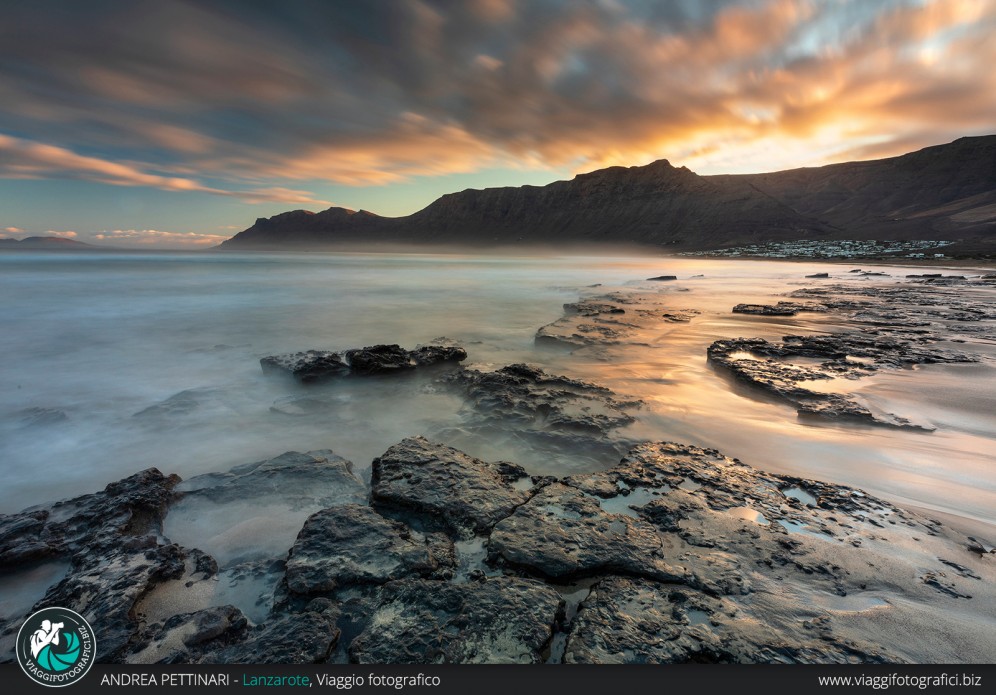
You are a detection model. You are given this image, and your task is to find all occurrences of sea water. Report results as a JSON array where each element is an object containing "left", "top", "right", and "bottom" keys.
[{"left": 1, "top": 251, "right": 994, "bottom": 536}]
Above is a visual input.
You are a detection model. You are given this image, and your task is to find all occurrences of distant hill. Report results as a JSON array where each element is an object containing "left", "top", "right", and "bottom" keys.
[
  {"left": 0, "top": 236, "right": 99, "bottom": 250},
  {"left": 219, "top": 135, "right": 996, "bottom": 253}
]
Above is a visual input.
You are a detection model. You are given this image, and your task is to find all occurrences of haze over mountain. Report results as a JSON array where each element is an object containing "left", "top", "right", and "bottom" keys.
[
  {"left": 0, "top": 235, "right": 99, "bottom": 250},
  {"left": 220, "top": 136, "right": 996, "bottom": 253}
]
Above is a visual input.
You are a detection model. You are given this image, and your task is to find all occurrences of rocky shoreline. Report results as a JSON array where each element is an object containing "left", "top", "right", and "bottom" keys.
[
  {"left": 2, "top": 270, "right": 994, "bottom": 664},
  {"left": 1, "top": 434, "right": 993, "bottom": 664}
]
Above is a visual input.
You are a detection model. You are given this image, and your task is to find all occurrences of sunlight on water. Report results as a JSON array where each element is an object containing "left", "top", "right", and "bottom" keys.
[{"left": 1, "top": 251, "right": 994, "bottom": 538}]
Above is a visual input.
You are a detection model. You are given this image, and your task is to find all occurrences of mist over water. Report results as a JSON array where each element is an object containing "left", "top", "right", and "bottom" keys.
[{"left": 2, "top": 251, "right": 994, "bottom": 538}]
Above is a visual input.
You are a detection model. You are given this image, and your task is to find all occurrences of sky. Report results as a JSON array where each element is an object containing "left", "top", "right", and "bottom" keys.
[{"left": 1, "top": 0, "right": 995, "bottom": 248}]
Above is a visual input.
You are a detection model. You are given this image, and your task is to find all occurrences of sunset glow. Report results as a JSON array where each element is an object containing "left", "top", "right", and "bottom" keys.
[{"left": 1, "top": 0, "right": 994, "bottom": 247}]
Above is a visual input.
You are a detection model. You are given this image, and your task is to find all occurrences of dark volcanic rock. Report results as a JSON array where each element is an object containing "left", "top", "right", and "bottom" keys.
[
  {"left": 535, "top": 291, "right": 698, "bottom": 350},
  {"left": 553, "top": 441, "right": 994, "bottom": 663},
  {"left": 261, "top": 343, "right": 466, "bottom": 383},
  {"left": 0, "top": 469, "right": 192, "bottom": 661},
  {"left": 371, "top": 437, "right": 529, "bottom": 536},
  {"left": 732, "top": 303, "right": 798, "bottom": 316},
  {"left": 175, "top": 450, "right": 364, "bottom": 507},
  {"left": 806, "top": 273, "right": 830, "bottom": 278},
  {"left": 0, "top": 468, "right": 179, "bottom": 568},
  {"left": 285, "top": 505, "right": 454, "bottom": 594},
  {"left": 345, "top": 344, "right": 467, "bottom": 374},
  {"left": 707, "top": 332, "right": 975, "bottom": 429},
  {"left": 131, "top": 603, "right": 341, "bottom": 664},
  {"left": 348, "top": 578, "right": 563, "bottom": 664},
  {"left": 204, "top": 606, "right": 341, "bottom": 664},
  {"left": 646, "top": 275, "right": 677, "bottom": 281},
  {"left": 488, "top": 483, "right": 689, "bottom": 584},
  {"left": 260, "top": 351, "right": 349, "bottom": 383},
  {"left": 444, "top": 363, "right": 636, "bottom": 435},
  {"left": 564, "top": 576, "right": 892, "bottom": 664}
]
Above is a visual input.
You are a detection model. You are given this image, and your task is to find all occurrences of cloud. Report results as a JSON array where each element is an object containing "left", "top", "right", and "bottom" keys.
[
  {"left": 4, "top": 226, "right": 25, "bottom": 234},
  {"left": 0, "top": 0, "right": 993, "bottom": 193},
  {"left": 45, "top": 230, "right": 77, "bottom": 238},
  {"left": 92, "top": 229, "right": 228, "bottom": 248},
  {"left": 0, "top": 133, "right": 330, "bottom": 205}
]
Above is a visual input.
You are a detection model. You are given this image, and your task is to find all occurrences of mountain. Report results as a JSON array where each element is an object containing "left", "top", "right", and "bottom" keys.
[
  {"left": 715, "top": 135, "right": 996, "bottom": 242},
  {"left": 0, "top": 236, "right": 98, "bottom": 250},
  {"left": 220, "top": 135, "right": 996, "bottom": 252}
]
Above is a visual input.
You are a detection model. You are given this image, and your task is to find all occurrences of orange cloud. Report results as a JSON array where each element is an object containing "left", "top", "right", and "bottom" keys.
[
  {"left": 0, "top": 134, "right": 330, "bottom": 204},
  {"left": 1, "top": 0, "right": 994, "bottom": 195}
]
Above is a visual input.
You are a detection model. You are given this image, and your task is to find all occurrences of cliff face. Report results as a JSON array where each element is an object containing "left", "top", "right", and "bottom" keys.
[
  {"left": 718, "top": 135, "right": 996, "bottom": 239},
  {"left": 401, "top": 160, "right": 826, "bottom": 247},
  {"left": 219, "top": 135, "right": 996, "bottom": 250}
]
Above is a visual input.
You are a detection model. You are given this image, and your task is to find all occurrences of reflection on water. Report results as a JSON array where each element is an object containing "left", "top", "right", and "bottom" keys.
[{"left": 1, "top": 251, "right": 994, "bottom": 538}]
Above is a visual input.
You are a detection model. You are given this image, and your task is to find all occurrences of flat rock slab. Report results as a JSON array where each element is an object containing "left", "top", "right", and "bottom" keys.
[
  {"left": 261, "top": 343, "right": 466, "bottom": 383},
  {"left": 707, "top": 332, "right": 975, "bottom": 429},
  {"left": 535, "top": 291, "right": 697, "bottom": 350},
  {"left": 174, "top": 450, "right": 365, "bottom": 508},
  {"left": 285, "top": 504, "right": 454, "bottom": 594},
  {"left": 348, "top": 578, "right": 563, "bottom": 664},
  {"left": 488, "top": 482, "right": 688, "bottom": 583},
  {"left": 371, "top": 437, "right": 529, "bottom": 536},
  {"left": 558, "top": 441, "right": 996, "bottom": 664},
  {"left": 564, "top": 576, "right": 893, "bottom": 664},
  {"left": 732, "top": 303, "right": 804, "bottom": 316},
  {"left": 444, "top": 363, "right": 637, "bottom": 435}
]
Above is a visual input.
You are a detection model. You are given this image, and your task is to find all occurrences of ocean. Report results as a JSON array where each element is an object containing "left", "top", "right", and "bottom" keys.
[{"left": 2, "top": 250, "right": 994, "bottom": 539}]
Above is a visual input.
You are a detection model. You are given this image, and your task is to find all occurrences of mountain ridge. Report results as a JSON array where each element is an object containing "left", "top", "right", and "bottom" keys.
[
  {"left": 220, "top": 135, "right": 996, "bottom": 252},
  {"left": 0, "top": 235, "right": 99, "bottom": 250}
]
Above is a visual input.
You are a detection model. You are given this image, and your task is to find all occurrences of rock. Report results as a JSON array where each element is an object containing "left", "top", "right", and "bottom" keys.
[
  {"left": 646, "top": 275, "right": 677, "bottom": 281},
  {"left": 371, "top": 437, "right": 529, "bottom": 536},
  {"left": 44, "top": 539, "right": 188, "bottom": 661},
  {"left": 204, "top": 608, "right": 341, "bottom": 664},
  {"left": 130, "top": 602, "right": 342, "bottom": 664},
  {"left": 0, "top": 469, "right": 200, "bottom": 662},
  {"left": 127, "top": 605, "right": 250, "bottom": 663},
  {"left": 488, "top": 483, "right": 689, "bottom": 583},
  {"left": 553, "top": 441, "right": 995, "bottom": 663},
  {"left": 707, "top": 333, "right": 974, "bottom": 429},
  {"left": 0, "top": 468, "right": 180, "bottom": 568},
  {"left": 166, "top": 450, "right": 367, "bottom": 566},
  {"left": 285, "top": 505, "right": 454, "bottom": 594},
  {"left": 806, "top": 273, "right": 830, "bottom": 278},
  {"left": 564, "top": 576, "right": 894, "bottom": 664},
  {"left": 444, "top": 364, "right": 637, "bottom": 435},
  {"left": 174, "top": 450, "right": 364, "bottom": 507},
  {"left": 535, "top": 291, "right": 698, "bottom": 350},
  {"left": 348, "top": 578, "right": 563, "bottom": 664},
  {"left": 260, "top": 350, "right": 349, "bottom": 383},
  {"left": 732, "top": 303, "right": 798, "bottom": 316},
  {"left": 133, "top": 387, "right": 229, "bottom": 418},
  {"left": 261, "top": 343, "right": 466, "bottom": 383},
  {"left": 966, "top": 537, "right": 995, "bottom": 555}
]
